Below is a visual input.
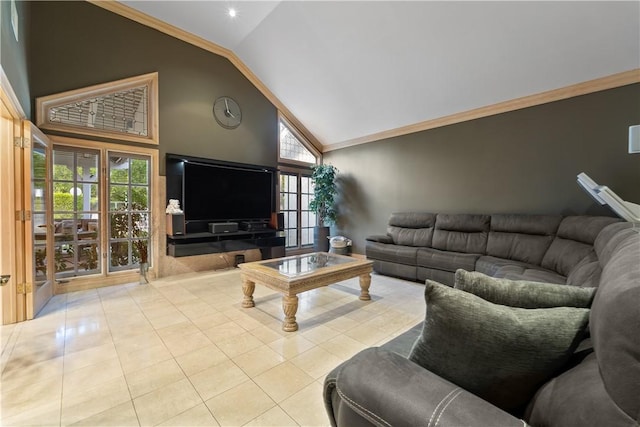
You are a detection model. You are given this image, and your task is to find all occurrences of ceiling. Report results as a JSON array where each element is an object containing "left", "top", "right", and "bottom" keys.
[{"left": 120, "top": 1, "right": 640, "bottom": 150}]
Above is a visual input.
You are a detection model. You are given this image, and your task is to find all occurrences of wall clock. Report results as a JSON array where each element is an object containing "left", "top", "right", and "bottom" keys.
[{"left": 213, "top": 96, "right": 242, "bottom": 129}]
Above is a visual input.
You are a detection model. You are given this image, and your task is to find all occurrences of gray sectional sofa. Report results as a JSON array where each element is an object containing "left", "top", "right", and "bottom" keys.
[
  {"left": 365, "top": 212, "right": 621, "bottom": 286},
  {"left": 325, "top": 218, "right": 640, "bottom": 426}
]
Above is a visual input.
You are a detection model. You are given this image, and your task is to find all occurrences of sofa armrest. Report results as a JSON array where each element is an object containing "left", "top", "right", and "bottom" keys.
[
  {"left": 366, "top": 234, "right": 394, "bottom": 244},
  {"left": 324, "top": 348, "right": 526, "bottom": 427}
]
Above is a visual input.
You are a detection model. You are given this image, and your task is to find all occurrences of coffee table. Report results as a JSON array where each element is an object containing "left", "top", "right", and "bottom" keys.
[{"left": 239, "top": 252, "right": 374, "bottom": 332}]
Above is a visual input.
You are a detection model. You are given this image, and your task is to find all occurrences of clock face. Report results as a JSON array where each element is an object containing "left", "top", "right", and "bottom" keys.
[{"left": 213, "top": 96, "right": 242, "bottom": 129}]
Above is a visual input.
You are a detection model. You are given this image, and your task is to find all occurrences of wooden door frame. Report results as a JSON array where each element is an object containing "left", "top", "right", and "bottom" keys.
[{"left": 1, "top": 71, "right": 27, "bottom": 324}]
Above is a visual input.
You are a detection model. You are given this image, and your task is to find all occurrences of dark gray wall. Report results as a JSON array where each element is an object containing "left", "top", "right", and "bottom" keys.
[
  {"left": 28, "top": 1, "right": 277, "bottom": 172},
  {"left": 1, "top": 0, "right": 30, "bottom": 116},
  {"left": 325, "top": 84, "right": 640, "bottom": 253}
]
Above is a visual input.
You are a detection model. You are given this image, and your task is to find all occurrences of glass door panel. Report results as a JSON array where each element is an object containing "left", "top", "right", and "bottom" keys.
[
  {"left": 108, "top": 154, "right": 151, "bottom": 271},
  {"left": 52, "top": 147, "right": 101, "bottom": 279},
  {"left": 24, "top": 122, "right": 53, "bottom": 319}
]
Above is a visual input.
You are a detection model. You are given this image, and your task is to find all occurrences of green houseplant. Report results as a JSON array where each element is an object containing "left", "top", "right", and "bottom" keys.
[{"left": 309, "top": 164, "right": 338, "bottom": 252}]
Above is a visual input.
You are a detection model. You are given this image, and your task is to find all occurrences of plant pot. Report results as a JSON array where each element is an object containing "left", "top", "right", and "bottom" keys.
[
  {"left": 313, "top": 226, "right": 330, "bottom": 252},
  {"left": 139, "top": 262, "right": 149, "bottom": 284}
]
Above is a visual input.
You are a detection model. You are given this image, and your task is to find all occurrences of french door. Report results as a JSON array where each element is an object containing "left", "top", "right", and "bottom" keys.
[{"left": 24, "top": 123, "right": 54, "bottom": 319}]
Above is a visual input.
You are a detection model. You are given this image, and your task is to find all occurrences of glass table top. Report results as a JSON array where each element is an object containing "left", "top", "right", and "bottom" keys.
[{"left": 261, "top": 252, "right": 356, "bottom": 278}]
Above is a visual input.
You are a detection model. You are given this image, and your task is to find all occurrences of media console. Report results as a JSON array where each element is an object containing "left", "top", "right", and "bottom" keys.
[{"left": 167, "top": 229, "right": 285, "bottom": 259}]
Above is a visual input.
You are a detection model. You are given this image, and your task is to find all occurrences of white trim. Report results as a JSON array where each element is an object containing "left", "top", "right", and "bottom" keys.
[{"left": 0, "top": 65, "right": 26, "bottom": 118}]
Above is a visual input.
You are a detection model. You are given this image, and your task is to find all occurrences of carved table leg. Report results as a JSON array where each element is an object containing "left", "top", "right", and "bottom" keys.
[
  {"left": 282, "top": 295, "right": 299, "bottom": 332},
  {"left": 359, "top": 273, "right": 372, "bottom": 301},
  {"left": 242, "top": 276, "right": 256, "bottom": 308}
]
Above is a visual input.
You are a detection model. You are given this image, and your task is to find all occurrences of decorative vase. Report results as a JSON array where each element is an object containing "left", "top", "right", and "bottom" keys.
[
  {"left": 139, "top": 262, "right": 149, "bottom": 284},
  {"left": 313, "top": 226, "right": 330, "bottom": 252}
]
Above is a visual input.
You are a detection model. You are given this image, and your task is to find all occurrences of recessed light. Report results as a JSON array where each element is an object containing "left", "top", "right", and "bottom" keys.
[{"left": 228, "top": 8, "right": 237, "bottom": 18}]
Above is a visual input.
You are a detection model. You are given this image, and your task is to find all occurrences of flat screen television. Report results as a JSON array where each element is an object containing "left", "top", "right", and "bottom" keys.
[{"left": 166, "top": 154, "right": 275, "bottom": 230}]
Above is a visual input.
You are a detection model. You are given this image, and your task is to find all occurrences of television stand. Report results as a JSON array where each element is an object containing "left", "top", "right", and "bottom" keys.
[{"left": 167, "top": 229, "right": 285, "bottom": 259}]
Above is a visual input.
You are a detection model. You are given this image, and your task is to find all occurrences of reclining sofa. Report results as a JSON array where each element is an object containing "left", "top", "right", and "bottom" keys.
[
  {"left": 365, "top": 212, "right": 621, "bottom": 286},
  {"left": 324, "top": 214, "right": 640, "bottom": 427}
]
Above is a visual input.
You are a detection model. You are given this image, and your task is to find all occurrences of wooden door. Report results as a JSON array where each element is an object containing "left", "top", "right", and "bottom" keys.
[{"left": 0, "top": 96, "right": 19, "bottom": 324}]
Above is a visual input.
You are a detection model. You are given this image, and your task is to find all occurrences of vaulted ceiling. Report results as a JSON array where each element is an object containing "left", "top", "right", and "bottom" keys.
[{"left": 119, "top": 1, "right": 640, "bottom": 151}]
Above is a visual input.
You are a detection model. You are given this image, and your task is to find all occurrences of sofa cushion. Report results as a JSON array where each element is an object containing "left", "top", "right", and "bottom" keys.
[
  {"left": 475, "top": 255, "right": 534, "bottom": 276},
  {"left": 565, "top": 252, "right": 601, "bottom": 288},
  {"left": 432, "top": 214, "right": 490, "bottom": 254},
  {"left": 409, "top": 280, "right": 590, "bottom": 412},
  {"left": 486, "top": 214, "right": 561, "bottom": 265},
  {"left": 493, "top": 264, "right": 566, "bottom": 285},
  {"left": 365, "top": 241, "right": 418, "bottom": 265},
  {"left": 387, "top": 226, "right": 434, "bottom": 247},
  {"left": 417, "top": 247, "right": 479, "bottom": 272},
  {"left": 590, "top": 228, "right": 640, "bottom": 420},
  {"left": 454, "top": 270, "right": 596, "bottom": 308},
  {"left": 386, "top": 212, "right": 436, "bottom": 247},
  {"left": 541, "top": 216, "right": 622, "bottom": 276}
]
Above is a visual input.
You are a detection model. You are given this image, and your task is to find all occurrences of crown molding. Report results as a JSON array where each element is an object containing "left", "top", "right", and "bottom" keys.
[{"left": 324, "top": 69, "right": 640, "bottom": 152}]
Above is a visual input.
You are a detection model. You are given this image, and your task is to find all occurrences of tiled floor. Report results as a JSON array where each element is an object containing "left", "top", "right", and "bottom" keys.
[{"left": 0, "top": 269, "right": 425, "bottom": 426}]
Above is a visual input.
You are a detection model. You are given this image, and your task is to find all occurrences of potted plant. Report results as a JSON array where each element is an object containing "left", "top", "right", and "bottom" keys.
[{"left": 309, "top": 164, "right": 338, "bottom": 252}]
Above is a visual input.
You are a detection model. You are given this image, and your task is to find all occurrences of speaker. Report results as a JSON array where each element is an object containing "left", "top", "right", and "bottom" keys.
[
  {"left": 209, "top": 222, "right": 239, "bottom": 233},
  {"left": 166, "top": 214, "right": 185, "bottom": 236},
  {"left": 629, "top": 125, "right": 640, "bottom": 154},
  {"left": 270, "top": 212, "right": 285, "bottom": 231}
]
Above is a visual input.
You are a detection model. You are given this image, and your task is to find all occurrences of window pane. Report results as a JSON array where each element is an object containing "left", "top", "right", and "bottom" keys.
[
  {"left": 280, "top": 174, "right": 288, "bottom": 191},
  {"left": 78, "top": 243, "right": 100, "bottom": 273},
  {"left": 110, "top": 242, "right": 130, "bottom": 267},
  {"left": 54, "top": 244, "right": 75, "bottom": 275},
  {"left": 131, "top": 186, "right": 149, "bottom": 210},
  {"left": 279, "top": 120, "right": 317, "bottom": 164},
  {"left": 76, "top": 152, "right": 99, "bottom": 182},
  {"left": 35, "top": 245, "right": 47, "bottom": 283},
  {"left": 287, "top": 229, "right": 297, "bottom": 247},
  {"left": 280, "top": 193, "right": 287, "bottom": 211},
  {"left": 132, "top": 212, "right": 149, "bottom": 237},
  {"left": 33, "top": 148, "right": 47, "bottom": 180},
  {"left": 75, "top": 183, "right": 99, "bottom": 211},
  {"left": 110, "top": 157, "right": 129, "bottom": 183},
  {"left": 130, "top": 158, "right": 148, "bottom": 184},
  {"left": 110, "top": 212, "right": 129, "bottom": 239},
  {"left": 110, "top": 185, "right": 128, "bottom": 210},
  {"left": 53, "top": 150, "right": 74, "bottom": 182},
  {"left": 288, "top": 175, "right": 297, "bottom": 192},
  {"left": 288, "top": 194, "right": 297, "bottom": 210},
  {"left": 288, "top": 212, "right": 297, "bottom": 229},
  {"left": 302, "top": 228, "right": 312, "bottom": 246}
]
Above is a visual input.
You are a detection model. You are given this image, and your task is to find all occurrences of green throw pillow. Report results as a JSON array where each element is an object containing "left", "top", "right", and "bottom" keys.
[
  {"left": 454, "top": 269, "right": 596, "bottom": 308},
  {"left": 408, "top": 280, "right": 590, "bottom": 412}
]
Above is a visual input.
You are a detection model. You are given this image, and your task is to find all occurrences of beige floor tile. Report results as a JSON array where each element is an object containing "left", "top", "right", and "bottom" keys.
[
  {"left": 1, "top": 375, "right": 62, "bottom": 419},
  {"left": 175, "top": 344, "right": 230, "bottom": 377},
  {"left": 243, "top": 406, "right": 298, "bottom": 426},
  {"left": 189, "top": 358, "right": 249, "bottom": 401},
  {"left": 248, "top": 324, "right": 287, "bottom": 344},
  {"left": 205, "top": 380, "right": 275, "bottom": 426},
  {"left": 1, "top": 354, "right": 63, "bottom": 390},
  {"left": 156, "top": 320, "right": 201, "bottom": 339},
  {"left": 190, "top": 311, "right": 232, "bottom": 331},
  {"left": 147, "top": 311, "right": 190, "bottom": 330},
  {"left": 280, "top": 382, "right": 331, "bottom": 426},
  {"left": 63, "top": 341, "right": 118, "bottom": 373},
  {"left": 318, "top": 334, "right": 368, "bottom": 360},
  {"left": 117, "top": 342, "right": 174, "bottom": 374},
  {"left": 343, "top": 322, "right": 398, "bottom": 346},
  {"left": 0, "top": 398, "right": 61, "bottom": 426},
  {"left": 133, "top": 377, "right": 202, "bottom": 426},
  {"left": 69, "top": 400, "right": 139, "bottom": 426},
  {"left": 290, "top": 346, "right": 344, "bottom": 380},
  {"left": 253, "top": 361, "right": 315, "bottom": 403},
  {"left": 158, "top": 403, "right": 220, "bottom": 426},
  {"left": 63, "top": 356, "right": 124, "bottom": 392},
  {"left": 125, "top": 358, "right": 186, "bottom": 398},
  {"left": 300, "top": 324, "right": 341, "bottom": 344},
  {"left": 232, "top": 345, "right": 285, "bottom": 378},
  {"left": 267, "top": 335, "right": 316, "bottom": 359},
  {"left": 202, "top": 321, "right": 246, "bottom": 342},
  {"left": 161, "top": 330, "right": 213, "bottom": 357},
  {"left": 216, "top": 331, "right": 264, "bottom": 358},
  {"left": 61, "top": 376, "right": 131, "bottom": 425}
]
